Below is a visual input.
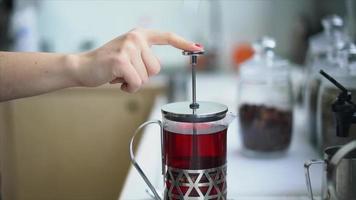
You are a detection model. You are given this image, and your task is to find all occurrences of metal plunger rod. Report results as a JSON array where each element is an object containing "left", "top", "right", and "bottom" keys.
[
  {"left": 182, "top": 50, "right": 204, "bottom": 169},
  {"left": 182, "top": 50, "right": 204, "bottom": 109},
  {"left": 192, "top": 57, "right": 198, "bottom": 168},
  {"left": 191, "top": 55, "right": 197, "bottom": 108}
]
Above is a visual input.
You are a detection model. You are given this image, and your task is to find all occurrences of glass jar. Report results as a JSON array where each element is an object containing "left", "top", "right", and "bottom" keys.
[
  {"left": 317, "top": 43, "right": 356, "bottom": 151},
  {"left": 304, "top": 15, "right": 350, "bottom": 146},
  {"left": 306, "top": 15, "right": 349, "bottom": 65},
  {"left": 237, "top": 37, "right": 293, "bottom": 156}
]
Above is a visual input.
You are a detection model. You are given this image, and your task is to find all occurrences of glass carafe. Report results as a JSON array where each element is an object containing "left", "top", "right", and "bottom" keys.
[
  {"left": 238, "top": 37, "right": 293, "bottom": 156},
  {"left": 130, "top": 101, "right": 234, "bottom": 200}
]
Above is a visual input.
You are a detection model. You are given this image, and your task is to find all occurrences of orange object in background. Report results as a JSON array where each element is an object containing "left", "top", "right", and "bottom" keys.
[{"left": 232, "top": 43, "right": 254, "bottom": 70}]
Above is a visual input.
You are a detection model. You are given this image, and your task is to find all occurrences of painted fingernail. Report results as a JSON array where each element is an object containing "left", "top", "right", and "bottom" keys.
[{"left": 195, "top": 43, "right": 203, "bottom": 48}]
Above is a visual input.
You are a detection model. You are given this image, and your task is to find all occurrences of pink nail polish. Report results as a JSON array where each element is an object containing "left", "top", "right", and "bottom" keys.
[{"left": 195, "top": 43, "right": 204, "bottom": 48}]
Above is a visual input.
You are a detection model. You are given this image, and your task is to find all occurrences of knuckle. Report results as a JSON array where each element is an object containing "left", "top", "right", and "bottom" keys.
[
  {"left": 126, "top": 31, "right": 143, "bottom": 43},
  {"left": 124, "top": 42, "right": 137, "bottom": 54},
  {"left": 125, "top": 87, "right": 135, "bottom": 93},
  {"left": 142, "top": 76, "right": 149, "bottom": 84},
  {"left": 131, "top": 78, "right": 142, "bottom": 89},
  {"left": 125, "top": 86, "right": 135, "bottom": 93},
  {"left": 131, "top": 27, "right": 143, "bottom": 33},
  {"left": 165, "top": 32, "right": 176, "bottom": 43},
  {"left": 149, "top": 65, "right": 161, "bottom": 75},
  {"left": 126, "top": 77, "right": 143, "bottom": 93},
  {"left": 110, "top": 54, "right": 127, "bottom": 66},
  {"left": 109, "top": 55, "right": 127, "bottom": 77}
]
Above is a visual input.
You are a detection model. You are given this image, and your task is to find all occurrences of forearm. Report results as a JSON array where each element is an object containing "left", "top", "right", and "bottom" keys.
[
  {"left": 0, "top": 29, "right": 202, "bottom": 102},
  {"left": 0, "top": 52, "right": 80, "bottom": 101}
]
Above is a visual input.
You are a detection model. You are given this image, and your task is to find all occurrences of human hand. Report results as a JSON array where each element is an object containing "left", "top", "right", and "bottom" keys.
[{"left": 74, "top": 28, "right": 203, "bottom": 93}]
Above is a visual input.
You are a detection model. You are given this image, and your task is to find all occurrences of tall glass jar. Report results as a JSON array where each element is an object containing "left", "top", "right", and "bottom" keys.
[
  {"left": 306, "top": 15, "right": 349, "bottom": 65},
  {"left": 304, "top": 15, "right": 350, "bottom": 146},
  {"left": 317, "top": 43, "right": 356, "bottom": 152},
  {"left": 238, "top": 37, "right": 293, "bottom": 157}
]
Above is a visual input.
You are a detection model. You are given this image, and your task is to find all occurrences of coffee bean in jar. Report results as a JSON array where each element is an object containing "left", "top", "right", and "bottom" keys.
[{"left": 239, "top": 104, "right": 293, "bottom": 153}]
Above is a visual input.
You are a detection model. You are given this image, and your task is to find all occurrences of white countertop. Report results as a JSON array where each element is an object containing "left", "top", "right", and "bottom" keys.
[{"left": 119, "top": 74, "right": 323, "bottom": 200}]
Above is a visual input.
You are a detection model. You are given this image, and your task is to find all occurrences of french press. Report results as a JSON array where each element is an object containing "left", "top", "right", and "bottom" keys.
[{"left": 129, "top": 51, "right": 234, "bottom": 200}]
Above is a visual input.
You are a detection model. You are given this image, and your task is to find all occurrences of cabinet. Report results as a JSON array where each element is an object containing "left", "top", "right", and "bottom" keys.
[{"left": 0, "top": 85, "right": 164, "bottom": 200}]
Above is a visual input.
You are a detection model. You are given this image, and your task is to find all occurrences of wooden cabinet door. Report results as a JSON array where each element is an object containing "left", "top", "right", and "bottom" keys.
[{"left": 0, "top": 86, "right": 163, "bottom": 200}]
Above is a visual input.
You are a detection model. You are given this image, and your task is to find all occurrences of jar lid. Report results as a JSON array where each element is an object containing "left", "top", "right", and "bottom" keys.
[
  {"left": 161, "top": 101, "right": 228, "bottom": 123},
  {"left": 244, "top": 37, "right": 289, "bottom": 68},
  {"left": 322, "top": 15, "right": 344, "bottom": 30},
  {"left": 240, "top": 37, "right": 290, "bottom": 79},
  {"left": 253, "top": 36, "right": 276, "bottom": 55},
  {"left": 341, "top": 42, "right": 356, "bottom": 62},
  {"left": 328, "top": 42, "right": 356, "bottom": 76}
]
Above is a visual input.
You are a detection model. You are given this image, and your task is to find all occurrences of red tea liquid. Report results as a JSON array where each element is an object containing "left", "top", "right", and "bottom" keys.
[
  {"left": 163, "top": 124, "right": 227, "bottom": 169},
  {"left": 163, "top": 124, "right": 227, "bottom": 199}
]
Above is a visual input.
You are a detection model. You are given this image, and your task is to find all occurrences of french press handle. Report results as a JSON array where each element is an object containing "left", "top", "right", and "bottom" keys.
[
  {"left": 327, "top": 140, "right": 356, "bottom": 200},
  {"left": 129, "top": 120, "right": 164, "bottom": 200}
]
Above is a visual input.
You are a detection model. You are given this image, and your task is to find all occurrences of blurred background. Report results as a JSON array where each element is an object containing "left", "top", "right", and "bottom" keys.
[
  {"left": 1, "top": 0, "right": 355, "bottom": 66},
  {"left": 0, "top": 0, "right": 356, "bottom": 200}
]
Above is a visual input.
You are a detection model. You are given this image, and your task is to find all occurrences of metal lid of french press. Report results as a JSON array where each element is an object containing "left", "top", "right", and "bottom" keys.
[
  {"left": 161, "top": 50, "right": 228, "bottom": 123},
  {"left": 162, "top": 101, "right": 228, "bottom": 122}
]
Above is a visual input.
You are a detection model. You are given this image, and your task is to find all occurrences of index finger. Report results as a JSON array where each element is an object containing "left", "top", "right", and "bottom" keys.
[{"left": 145, "top": 29, "right": 203, "bottom": 51}]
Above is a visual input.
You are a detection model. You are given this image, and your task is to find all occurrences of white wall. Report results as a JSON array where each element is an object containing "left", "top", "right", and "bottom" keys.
[
  {"left": 37, "top": 0, "right": 208, "bottom": 67},
  {"left": 36, "top": 0, "right": 317, "bottom": 67},
  {"left": 220, "top": 0, "right": 316, "bottom": 64}
]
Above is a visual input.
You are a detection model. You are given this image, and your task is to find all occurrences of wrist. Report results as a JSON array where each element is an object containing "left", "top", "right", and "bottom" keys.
[{"left": 64, "top": 53, "right": 88, "bottom": 87}]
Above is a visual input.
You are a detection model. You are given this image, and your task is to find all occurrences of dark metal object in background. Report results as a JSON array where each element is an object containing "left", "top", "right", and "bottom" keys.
[
  {"left": 320, "top": 70, "right": 356, "bottom": 137},
  {"left": 0, "top": 0, "right": 13, "bottom": 50}
]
